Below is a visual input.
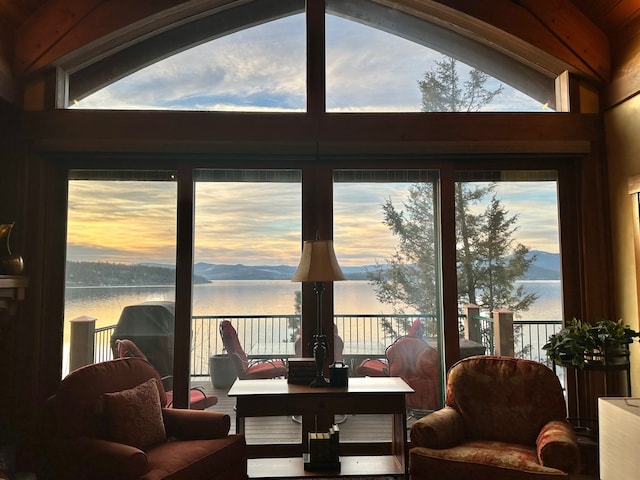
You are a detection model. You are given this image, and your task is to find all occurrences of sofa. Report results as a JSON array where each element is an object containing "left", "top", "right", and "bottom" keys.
[{"left": 38, "top": 357, "right": 247, "bottom": 480}]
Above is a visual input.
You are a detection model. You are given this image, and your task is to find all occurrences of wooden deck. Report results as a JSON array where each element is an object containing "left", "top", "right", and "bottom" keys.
[{"left": 193, "top": 378, "right": 414, "bottom": 444}]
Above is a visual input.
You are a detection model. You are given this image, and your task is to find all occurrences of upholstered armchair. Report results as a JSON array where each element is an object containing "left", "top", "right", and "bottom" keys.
[
  {"left": 38, "top": 357, "right": 247, "bottom": 480},
  {"left": 409, "top": 355, "right": 580, "bottom": 480}
]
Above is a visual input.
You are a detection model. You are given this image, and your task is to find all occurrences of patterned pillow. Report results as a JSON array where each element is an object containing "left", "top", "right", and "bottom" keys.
[{"left": 103, "top": 378, "right": 166, "bottom": 450}]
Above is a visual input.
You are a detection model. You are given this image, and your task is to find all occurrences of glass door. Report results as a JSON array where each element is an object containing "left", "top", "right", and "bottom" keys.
[{"left": 64, "top": 170, "right": 178, "bottom": 377}]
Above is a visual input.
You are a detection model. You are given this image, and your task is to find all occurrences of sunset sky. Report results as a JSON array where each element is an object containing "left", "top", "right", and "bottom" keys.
[
  {"left": 66, "top": 13, "right": 559, "bottom": 267},
  {"left": 66, "top": 180, "right": 560, "bottom": 267}
]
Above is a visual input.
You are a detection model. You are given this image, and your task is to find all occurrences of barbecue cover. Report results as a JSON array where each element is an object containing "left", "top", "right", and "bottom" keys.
[{"left": 110, "top": 301, "right": 175, "bottom": 378}]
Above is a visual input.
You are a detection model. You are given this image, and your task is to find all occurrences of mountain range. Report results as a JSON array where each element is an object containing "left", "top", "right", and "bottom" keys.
[{"left": 192, "top": 250, "right": 560, "bottom": 282}]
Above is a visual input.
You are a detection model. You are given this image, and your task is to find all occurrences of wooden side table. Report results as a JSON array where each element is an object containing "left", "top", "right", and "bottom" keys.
[{"left": 228, "top": 377, "right": 413, "bottom": 478}]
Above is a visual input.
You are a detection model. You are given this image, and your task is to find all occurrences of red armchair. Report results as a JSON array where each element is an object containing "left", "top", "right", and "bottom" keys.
[
  {"left": 219, "top": 320, "right": 287, "bottom": 380},
  {"left": 409, "top": 355, "right": 580, "bottom": 480},
  {"left": 38, "top": 357, "right": 247, "bottom": 480}
]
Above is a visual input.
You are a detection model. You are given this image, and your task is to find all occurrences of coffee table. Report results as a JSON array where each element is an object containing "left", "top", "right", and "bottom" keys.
[{"left": 228, "top": 376, "right": 413, "bottom": 478}]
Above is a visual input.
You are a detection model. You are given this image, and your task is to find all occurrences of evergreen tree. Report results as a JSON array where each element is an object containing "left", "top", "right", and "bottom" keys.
[
  {"left": 418, "top": 57, "right": 503, "bottom": 112},
  {"left": 455, "top": 185, "right": 537, "bottom": 313},
  {"left": 368, "top": 56, "right": 535, "bottom": 338}
]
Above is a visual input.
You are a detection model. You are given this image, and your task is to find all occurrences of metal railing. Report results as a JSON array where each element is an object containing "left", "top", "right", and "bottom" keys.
[{"left": 91, "top": 313, "right": 563, "bottom": 376}]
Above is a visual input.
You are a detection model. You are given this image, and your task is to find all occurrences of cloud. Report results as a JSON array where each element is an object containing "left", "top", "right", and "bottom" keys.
[
  {"left": 74, "top": 12, "right": 545, "bottom": 112},
  {"left": 66, "top": 14, "right": 560, "bottom": 265},
  {"left": 67, "top": 175, "right": 561, "bottom": 267}
]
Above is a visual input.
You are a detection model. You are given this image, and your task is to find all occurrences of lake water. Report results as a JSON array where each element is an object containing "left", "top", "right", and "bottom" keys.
[
  {"left": 62, "top": 279, "right": 562, "bottom": 375},
  {"left": 64, "top": 279, "right": 562, "bottom": 328}
]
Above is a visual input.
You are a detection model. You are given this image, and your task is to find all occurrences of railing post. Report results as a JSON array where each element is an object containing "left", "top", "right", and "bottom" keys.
[
  {"left": 70, "top": 315, "right": 96, "bottom": 372},
  {"left": 464, "top": 304, "right": 482, "bottom": 343},
  {"left": 493, "top": 308, "right": 514, "bottom": 357}
]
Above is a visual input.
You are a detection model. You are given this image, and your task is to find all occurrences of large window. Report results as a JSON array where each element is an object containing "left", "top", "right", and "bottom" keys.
[
  {"left": 71, "top": 12, "right": 306, "bottom": 111},
  {"left": 191, "top": 169, "right": 302, "bottom": 383},
  {"left": 68, "top": 0, "right": 555, "bottom": 112},
  {"left": 334, "top": 169, "right": 444, "bottom": 413},
  {"left": 454, "top": 171, "right": 562, "bottom": 363},
  {"left": 64, "top": 170, "right": 178, "bottom": 377},
  {"left": 53, "top": 0, "right": 575, "bottom": 440}
]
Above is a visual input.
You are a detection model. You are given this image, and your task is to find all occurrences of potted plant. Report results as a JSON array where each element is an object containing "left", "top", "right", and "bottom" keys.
[
  {"left": 592, "top": 319, "right": 639, "bottom": 365},
  {"left": 543, "top": 318, "right": 639, "bottom": 368},
  {"left": 543, "top": 318, "right": 597, "bottom": 368}
]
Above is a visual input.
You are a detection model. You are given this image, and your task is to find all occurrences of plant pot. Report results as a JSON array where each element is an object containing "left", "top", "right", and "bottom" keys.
[
  {"left": 209, "top": 354, "right": 236, "bottom": 389},
  {"left": 603, "top": 343, "right": 630, "bottom": 366}
]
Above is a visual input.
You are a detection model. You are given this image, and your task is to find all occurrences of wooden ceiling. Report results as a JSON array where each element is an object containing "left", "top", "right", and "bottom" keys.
[
  {"left": 1, "top": 0, "right": 640, "bottom": 90},
  {"left": 1, "top": 0, "right": 638, "bottom": 38}
]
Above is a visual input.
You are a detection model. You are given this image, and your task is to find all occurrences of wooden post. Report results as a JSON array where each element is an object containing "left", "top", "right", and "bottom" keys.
[
  {"left": 69, "top": 315, "right": 96, "bottom": 372},
  {"left": 493, "top": 309, "right": 514, "bottom": 356},
  {"left": 464, "top": 304, "right": 481, "bottom": 343}
]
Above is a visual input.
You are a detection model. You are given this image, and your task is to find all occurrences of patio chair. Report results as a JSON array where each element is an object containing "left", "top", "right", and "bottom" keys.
[
  {"left": 116, "top": 338, "right": 218, "bottom": 410},
  {"left": 409, "top": 355, "right": 581, "bottom": 480},
  {"left": 355, "top": 318, "right": 425, "bottom": 376},
  {"left": 356, "top": 332, "right": 441, "bottom": 414},
  {"left": 219, "top": 320, "right": 287, "bottom": 380}
]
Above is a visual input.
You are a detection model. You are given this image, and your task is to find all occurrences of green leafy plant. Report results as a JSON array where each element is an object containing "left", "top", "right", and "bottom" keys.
[
  {"left": 592, "top": 319, "right": 639, "bottom": 347},
  {"left": 543, "top": 318, "right": 639, "bottom": 368},
  {"left": 543, "top": 318, "right": 597, "bottom": 368}
]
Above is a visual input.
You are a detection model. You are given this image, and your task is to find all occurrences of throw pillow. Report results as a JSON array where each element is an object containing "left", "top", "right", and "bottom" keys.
[{"left": 103, "top": 378, "right": 166, "bottom": 450}]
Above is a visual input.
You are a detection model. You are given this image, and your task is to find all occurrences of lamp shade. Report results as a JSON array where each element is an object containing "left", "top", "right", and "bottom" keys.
[{"left": 291, "top": 240, "right": 346, "bottom": 282}]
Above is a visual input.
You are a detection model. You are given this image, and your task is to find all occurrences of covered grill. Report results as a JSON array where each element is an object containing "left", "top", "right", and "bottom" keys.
[{"left": 110, "top": 301, "right": 175, "bottom": 377}]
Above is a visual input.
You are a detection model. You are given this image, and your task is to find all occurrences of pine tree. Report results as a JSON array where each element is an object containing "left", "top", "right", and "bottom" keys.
[
  {"left": 455, "top": 185, "right": 537, "bottom": 313},
  {"left": 367, "top": 56, "right": 536, "bottom": 338},
  {"left": 418, "top": 57, "right": 503, "bottom": 112}
]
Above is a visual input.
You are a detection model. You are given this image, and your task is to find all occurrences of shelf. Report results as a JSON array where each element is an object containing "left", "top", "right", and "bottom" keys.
[
  {"left": 0, "top": 275, "right": 28, "bottom": 316},
  {"left": 247, "top": 455, "right": 404, "bottom": 478}
]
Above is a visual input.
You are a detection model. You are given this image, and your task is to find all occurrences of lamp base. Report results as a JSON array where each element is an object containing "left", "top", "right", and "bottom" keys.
[
  {"left": 311, "top": 334, "right": 329, "bottom": 388},
  {"left": 310, "top": 375, "right": 330, "bottom": 387}
]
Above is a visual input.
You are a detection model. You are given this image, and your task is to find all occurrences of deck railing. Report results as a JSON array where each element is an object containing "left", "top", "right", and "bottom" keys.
[{"left": 79, "top": 310, "right": 563, "bottom": 377}]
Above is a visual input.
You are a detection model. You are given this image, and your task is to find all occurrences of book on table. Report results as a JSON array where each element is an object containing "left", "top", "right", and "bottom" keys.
[
  {"left": 304, "top": 424, "right": 340, "bottom": 471},
  {"left": 287, "top": 358, "right": 316, "bottom": 385}
]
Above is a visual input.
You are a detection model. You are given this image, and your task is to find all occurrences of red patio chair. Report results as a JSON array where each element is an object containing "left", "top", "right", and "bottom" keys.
[
  {"left": 116, "top": 338, "right": 218, "bottom": 410},
  {"left": 219, "top": 320, "right": 287, "bottom": 380},
  {"left": 356, "top": 329, "right": 441, "bottom": 413},
  {"left": 356, "top": 318, "right": 424, "bottom": 377}
]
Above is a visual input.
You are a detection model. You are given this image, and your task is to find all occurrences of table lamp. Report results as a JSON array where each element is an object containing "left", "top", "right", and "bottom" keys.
[{"left": 292, "top": 240, "right": 345, "bottom": 387}]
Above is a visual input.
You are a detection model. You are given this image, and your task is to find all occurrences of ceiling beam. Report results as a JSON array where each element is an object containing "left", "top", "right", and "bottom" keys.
[
  {"left": 606, "top": 14, "right": 640, "bottom": 108},
  {"left": 372, "top": 0, "right": 609, "bottom": 83},
  {"left": 22, "top": 110, "right": 601, "bottom": 155},
  {"left": 512, "top": 0, "right": 609, "bottom": 81}
]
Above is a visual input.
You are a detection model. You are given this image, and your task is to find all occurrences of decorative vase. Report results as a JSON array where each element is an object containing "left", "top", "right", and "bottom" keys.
[{"left": 0, "top": 222, "right": 24, "bottom": 275}]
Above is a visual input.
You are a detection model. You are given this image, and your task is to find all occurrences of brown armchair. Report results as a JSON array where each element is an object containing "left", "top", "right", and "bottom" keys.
[
  {"left": 38, "top": 357, "right": 247, "bottom": 480},
  {"left": 409, "top": 355, "right": 580, "bottom": 480}
]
